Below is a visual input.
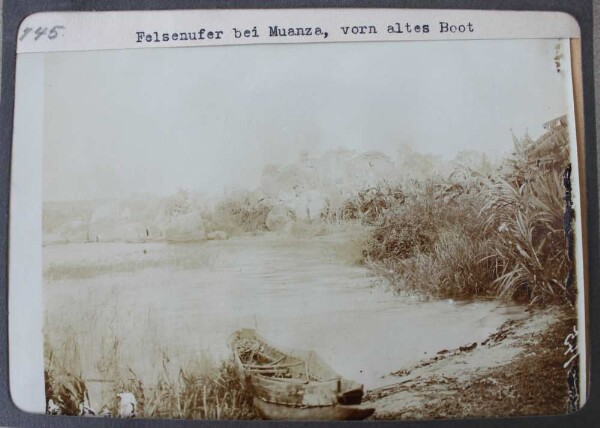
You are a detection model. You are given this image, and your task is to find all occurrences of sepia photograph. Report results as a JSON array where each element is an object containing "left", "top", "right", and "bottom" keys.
[{"left": 31, "top": 36, "right": 584, "bottom": 420}]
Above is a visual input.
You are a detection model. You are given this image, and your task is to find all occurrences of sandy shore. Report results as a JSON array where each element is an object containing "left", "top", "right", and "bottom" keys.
[{"left": 365, "top": 306, "right": 577, "bottom": 419}]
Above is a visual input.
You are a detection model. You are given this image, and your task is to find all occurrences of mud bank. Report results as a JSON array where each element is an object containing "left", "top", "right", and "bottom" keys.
[{"left": 365, "top": 307, "right": 577, "bottom": 419}]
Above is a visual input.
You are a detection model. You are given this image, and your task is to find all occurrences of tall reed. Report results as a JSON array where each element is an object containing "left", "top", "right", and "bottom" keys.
[
  {"left": 360, "top": 118, "right": 573, "bottom": 305},
  {"left": 45, "top": 339, "right": 256, "bottom": 419}
]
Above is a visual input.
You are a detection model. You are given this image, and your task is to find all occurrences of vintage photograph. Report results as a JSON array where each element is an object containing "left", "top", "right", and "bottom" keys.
[{"left": 39, "top": 38, "right": 583, "bottom": 420}]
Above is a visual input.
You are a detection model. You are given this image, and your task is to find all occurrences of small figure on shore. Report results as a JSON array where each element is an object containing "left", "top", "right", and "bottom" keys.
[{"left": 117, "top": 392, "right": 137, "bottom": 418}]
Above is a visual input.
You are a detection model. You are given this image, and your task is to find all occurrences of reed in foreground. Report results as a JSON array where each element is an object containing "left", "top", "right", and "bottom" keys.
[{"left": 45, "top": 342, "right": 256, "bottom": 419}]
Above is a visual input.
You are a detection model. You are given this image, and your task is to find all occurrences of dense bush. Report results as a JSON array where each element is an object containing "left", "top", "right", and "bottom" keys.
[
  {"left": 363, "top": 179, "right": 483, "bottom": 261},
  {"left": 480, "top": 128, "right": 573, "bottom": 304},
  {"left": 209, "top": 194, "right": 272, "bottom": 235},
  {"left": 360, "top": 119, "right": 573, "bottom": 305},
  {"left": 365, "top": 201, "right": 438, "bottom": 260},
  {"left": 338, "top": 186, "right": 404, "bottom": 224}
]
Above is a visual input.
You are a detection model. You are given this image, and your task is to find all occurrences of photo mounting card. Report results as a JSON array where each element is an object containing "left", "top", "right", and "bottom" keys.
[{"left": 8, "top": 7, "right": 589, "bottom": 421}]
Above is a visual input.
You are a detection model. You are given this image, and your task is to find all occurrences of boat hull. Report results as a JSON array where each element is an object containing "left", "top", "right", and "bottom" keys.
[
  {"left": 253, "top": 398, "right": 375, "bottom": 421},
  {"left": 229, "top": 329, "right": 374, "bottom": 420}
]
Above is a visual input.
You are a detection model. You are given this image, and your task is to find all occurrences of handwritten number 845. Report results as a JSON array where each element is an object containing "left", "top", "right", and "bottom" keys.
[{"left": 20, "top": 26, "right": 65, "bottom": 41}]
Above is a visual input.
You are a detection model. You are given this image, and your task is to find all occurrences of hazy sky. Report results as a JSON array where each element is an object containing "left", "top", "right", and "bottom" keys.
[{"left": 41, "top": 38, "right": 572, "bottom": 201}]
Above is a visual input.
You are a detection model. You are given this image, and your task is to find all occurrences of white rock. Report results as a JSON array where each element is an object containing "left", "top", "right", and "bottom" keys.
[
  {"left": 91, "top": 202, "right": 121, "bottom": 223},
  {"left": 57, "top": 219, "right": 90, "bottom": 243},
  {"left": 165, "top": 211, "right": 206, "bottom": 242}
]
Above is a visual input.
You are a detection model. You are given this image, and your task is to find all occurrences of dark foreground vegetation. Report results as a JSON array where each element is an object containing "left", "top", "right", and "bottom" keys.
[
  {"left": 45, "top": 350, "right": 256, "bottom": 419},
  {"left": 335, "top": 117, "right": 574, "bottom": 306}
]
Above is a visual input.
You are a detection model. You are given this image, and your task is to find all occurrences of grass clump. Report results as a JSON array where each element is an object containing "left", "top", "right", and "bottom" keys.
[
  {"left": 206, "top": 193, "right": 272, "bottom": 237},
  {"left": 142, "top": 359, "right": 255, "bottom": 420},
  {"left": 44, "top": 339, "right": 256, "bottom": 419},
  {"left": 359, "top": 117, "right": 574, "bottom": 306},
  {"left": 479, "top": 129, "right": 573, "bottom": 304}
]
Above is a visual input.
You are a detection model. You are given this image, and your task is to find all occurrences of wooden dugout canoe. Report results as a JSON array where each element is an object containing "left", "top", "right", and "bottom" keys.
[{"left": 228, "top": 329, "right": 375, "bottom": 420}]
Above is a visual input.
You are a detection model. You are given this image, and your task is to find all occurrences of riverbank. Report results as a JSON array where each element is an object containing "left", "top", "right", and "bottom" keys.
[
  {"left": 43, "top": 237, "right": 577, "bottom": 419},
  {"left": 365, "top": 306, "right": 576, "bottom": 419}
]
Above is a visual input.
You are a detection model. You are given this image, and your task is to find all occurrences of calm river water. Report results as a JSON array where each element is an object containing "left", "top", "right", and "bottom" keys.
[{"left": 44, "top": 235, "right": 523, "bottom": 391}]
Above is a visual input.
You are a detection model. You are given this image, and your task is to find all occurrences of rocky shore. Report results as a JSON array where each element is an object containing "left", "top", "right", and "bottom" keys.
[{"left": 365, "top": 307, "right": 578, "bottom": 419}]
